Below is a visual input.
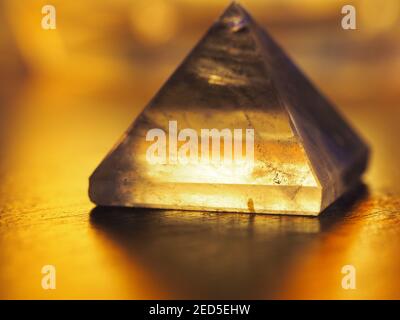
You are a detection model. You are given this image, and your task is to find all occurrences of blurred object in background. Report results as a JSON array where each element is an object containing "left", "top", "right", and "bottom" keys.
[
  {"left": 359, "top": 0, "right": 400, "bottom": 35},
  {"left": 0, "top": 1, "right": 26, "bottom": 174},
  {"left": 1, "top": 0, "right": 399, "bottom": 103}
]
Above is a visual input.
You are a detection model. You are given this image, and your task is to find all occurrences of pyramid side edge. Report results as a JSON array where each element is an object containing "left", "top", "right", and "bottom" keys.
[{"left": 246, "top": 19, "right": 370, "bottom": 209}]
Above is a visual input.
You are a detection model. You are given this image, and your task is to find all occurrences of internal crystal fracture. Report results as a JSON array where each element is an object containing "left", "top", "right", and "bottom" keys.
[{"left": 89, "top": 3, "right": 369, "bottom": 216}]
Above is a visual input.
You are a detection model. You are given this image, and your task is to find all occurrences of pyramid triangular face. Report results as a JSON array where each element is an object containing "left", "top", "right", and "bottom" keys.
[{"left": 89, "top": 3, "right": 369, "bottom": 216}]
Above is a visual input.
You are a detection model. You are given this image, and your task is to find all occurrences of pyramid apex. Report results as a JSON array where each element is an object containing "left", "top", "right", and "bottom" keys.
[
  {"left": 227, "top": 1, "right": 242, "bottom": 9},
  {"left": 221, "top": 1, "right": 249, "bottom": 16},
  {"left": 219, "top": 1, "right": 253, "bottom": 32}
]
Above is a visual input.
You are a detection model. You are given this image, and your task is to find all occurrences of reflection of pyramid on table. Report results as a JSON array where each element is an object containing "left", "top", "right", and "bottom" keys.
[{"left": 89, "top": 2, "right": 369, "bottom": 216}]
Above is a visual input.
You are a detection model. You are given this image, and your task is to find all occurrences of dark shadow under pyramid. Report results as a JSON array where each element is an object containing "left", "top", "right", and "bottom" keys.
[{"left": 89, "top": 3, "right": 369, "bottom": 216}]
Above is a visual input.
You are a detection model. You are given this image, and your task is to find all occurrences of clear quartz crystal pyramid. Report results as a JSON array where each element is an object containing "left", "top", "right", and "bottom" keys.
[{"left": 89, "top": 3, "right": 369, "bottom": 216}]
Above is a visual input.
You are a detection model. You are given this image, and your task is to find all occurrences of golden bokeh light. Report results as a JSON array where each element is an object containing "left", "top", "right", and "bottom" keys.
[
  {"left": 129, "top": 0, "right": 179, "bottom": 45},
  {"left": 360, "top": 0, "right": 400, "bottom": 35}
]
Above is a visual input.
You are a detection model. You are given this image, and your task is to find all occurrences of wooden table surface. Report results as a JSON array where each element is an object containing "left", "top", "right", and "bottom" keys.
[{"left": 0, "top": 0, "right": 399, "bottom": 299}]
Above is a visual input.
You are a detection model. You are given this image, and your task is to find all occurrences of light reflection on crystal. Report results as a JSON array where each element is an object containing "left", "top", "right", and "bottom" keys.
[{"left": 89, "top": 3, "right": 369, "bottom": 216}]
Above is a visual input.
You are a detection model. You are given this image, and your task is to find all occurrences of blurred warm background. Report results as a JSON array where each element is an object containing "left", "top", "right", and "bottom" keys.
[{"left": 0, "top": 0, "right": 400, "bottom": 299}]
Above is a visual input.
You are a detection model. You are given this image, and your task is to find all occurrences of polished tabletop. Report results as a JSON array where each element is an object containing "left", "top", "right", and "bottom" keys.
[{"left": 0, "top": 0, "right": 399, "bottom": 299}]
